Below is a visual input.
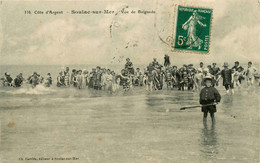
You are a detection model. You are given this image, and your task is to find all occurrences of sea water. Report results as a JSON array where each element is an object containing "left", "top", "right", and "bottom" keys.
[{"left": 0, "top": 65, "right": 259, "bottom": 163}]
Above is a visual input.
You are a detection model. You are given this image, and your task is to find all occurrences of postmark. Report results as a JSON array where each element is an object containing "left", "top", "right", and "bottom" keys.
[{"left": 172, "top": 5, "right": 213, "bottom": 54}]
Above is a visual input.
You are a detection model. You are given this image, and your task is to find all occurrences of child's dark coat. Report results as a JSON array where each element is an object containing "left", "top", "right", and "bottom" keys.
[{"left": 199, "top": 86, "right": 221, "bottom": 113}]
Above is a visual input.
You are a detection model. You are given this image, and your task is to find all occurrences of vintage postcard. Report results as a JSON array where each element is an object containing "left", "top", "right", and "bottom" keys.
[{"left": 0, "top": 0, "right": 259, "bottom": 163}]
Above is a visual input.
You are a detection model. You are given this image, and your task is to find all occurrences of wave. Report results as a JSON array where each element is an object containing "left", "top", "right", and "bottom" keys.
[{"left": 2, "top": 84, "right": 56, "bottom": 95}]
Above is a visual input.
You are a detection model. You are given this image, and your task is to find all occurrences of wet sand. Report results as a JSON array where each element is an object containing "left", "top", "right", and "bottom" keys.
[{"left": 0, "top": 84, "right": 259, "bottom": 163}]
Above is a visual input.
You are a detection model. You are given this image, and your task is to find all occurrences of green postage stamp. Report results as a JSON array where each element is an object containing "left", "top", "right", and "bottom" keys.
[{"left": 173, "top": 6, "right": 213, "bottom": 54}]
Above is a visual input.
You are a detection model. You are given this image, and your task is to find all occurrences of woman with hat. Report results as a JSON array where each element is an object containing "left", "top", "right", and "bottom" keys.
[
  {"left": 217, "top": 62, "right": 234, "bottom": 94},
  {"left": 200, "top": 75, "right": 221, "bottom": 123}
]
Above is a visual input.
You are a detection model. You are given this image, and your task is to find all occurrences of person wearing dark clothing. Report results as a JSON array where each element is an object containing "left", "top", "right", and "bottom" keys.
[
  {"left": 13, "top": 74, "right": 24, "bottom": 87},
  {"left": 152, "top": 58, "right": 159, "bottom": 67},
  {"left": 88, "top": 68, "right": 96, "bottom": 88},
  {"left": 125, "top": 58, "right": 134, "bottom": 75},
  {"left": 200, "top": 76, "right": 221, "bottom": 123},
  {"left": 4, "top": 72, "right": 13, "bottom": 86},
  {"left": 187, "top": 69, "right": 195, "bottom": 90},
  {"left": 30, "top": 72, "right": 40, "bottom": 88},
  {"left": 164, "top": 54, "right": 170, "bottom": 67},
  {"left": 232, "top": 61, "right": 244, "bottom": 84},
  {"left": 176, "top": 69, "right": 183, "bottom": 90},
  {"left": 94, "top": 66, "right": 102, "bottom": 90},
  {"left": 217, "top": 62, "right": 234, "bottom": 94},
  {"left": 211, "top": 63, "right": 220, "bottom": 86},
  {"left": 71, "top": 69, "right": 77, "bottom": 87},
  {"left": 14, "top": 78, "right": 23, "bottom": 87},
  {"left": 232, "top": 61, "right": 243, "bottom": 71}
]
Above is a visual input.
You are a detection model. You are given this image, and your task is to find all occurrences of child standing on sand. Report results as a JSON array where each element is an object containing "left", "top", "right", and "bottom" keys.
[{"left": 200, "top": 75, "right": 221, "bottom": 123}]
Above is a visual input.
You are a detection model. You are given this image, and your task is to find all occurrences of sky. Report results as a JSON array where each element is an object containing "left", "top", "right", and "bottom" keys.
[{"left": 0, "top": 0, "right": 259, "bottom": 66}]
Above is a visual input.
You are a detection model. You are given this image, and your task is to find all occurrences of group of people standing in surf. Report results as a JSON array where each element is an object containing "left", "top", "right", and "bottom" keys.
[
  {"left": 138, "top": 56, "right": 258, "bottom": 94},
  {"left": 1, "top": 55, "right": 259, "bottom": 94},
  {"left": 57, "top": 66, "right": 120, "bottom": 92}
]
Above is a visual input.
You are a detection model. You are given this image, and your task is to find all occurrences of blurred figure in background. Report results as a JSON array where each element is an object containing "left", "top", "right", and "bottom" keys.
[
  {"left": 164, "top": 54, "right": 171, "bottom": 68},
  {"left": 44, "top": 73, "right": 52, "bottom": 87},
  {"left": 245, "top": 61, "right": 257, "bottom": 87},
  {"left": 217, "top": 63, "right": 234, "bottom": 94},
  {"left": 13, "top": 73, "right": 24, "bottom": 88},
  {"left": 57, "top": 72, "right": 65, "bottom": 87}
]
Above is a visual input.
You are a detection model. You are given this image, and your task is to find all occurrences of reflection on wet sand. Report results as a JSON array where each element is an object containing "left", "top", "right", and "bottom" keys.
[
  {"left": 0, "top": 85, "right": 259, "bottom": 162},
  {"left": 200, "top": 121, "right": 218, "bottom": 161}
]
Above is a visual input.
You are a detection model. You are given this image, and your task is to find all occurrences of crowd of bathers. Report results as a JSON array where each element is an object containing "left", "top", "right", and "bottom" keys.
[{"left": 1, "top": 55, "right": 259, "bottom": 94}]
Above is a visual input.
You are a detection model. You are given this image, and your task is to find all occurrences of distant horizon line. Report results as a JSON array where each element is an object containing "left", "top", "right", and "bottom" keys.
[{"left": 0, "top": 62, "right": 259, "bottom": 66}]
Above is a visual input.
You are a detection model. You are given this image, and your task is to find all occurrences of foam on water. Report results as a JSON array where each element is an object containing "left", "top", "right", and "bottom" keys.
[{"left": 4, "top": 84, "right": 56, "bottom": 95}]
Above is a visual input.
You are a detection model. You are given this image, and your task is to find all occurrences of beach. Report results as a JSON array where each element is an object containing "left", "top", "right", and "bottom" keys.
[{"left": 0, "top": 65, "right": 259, "bottom": 163}]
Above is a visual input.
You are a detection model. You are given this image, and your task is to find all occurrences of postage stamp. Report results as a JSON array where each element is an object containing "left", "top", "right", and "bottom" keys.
[{"left": 172, "top": 5, "right": 213, "bottom": 54}]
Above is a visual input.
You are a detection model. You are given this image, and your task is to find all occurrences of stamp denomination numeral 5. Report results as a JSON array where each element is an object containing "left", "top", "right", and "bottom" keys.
[{"left": 177, "top": 36, "right": 186, "bottom": 46}]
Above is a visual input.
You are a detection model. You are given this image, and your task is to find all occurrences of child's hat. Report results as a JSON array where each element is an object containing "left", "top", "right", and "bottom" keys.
[{"left": 204, "top": 75, "right": 213, "bottom": 81}]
